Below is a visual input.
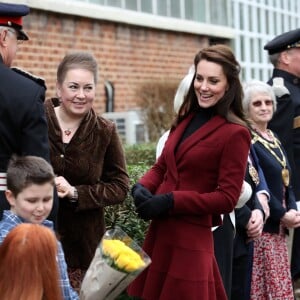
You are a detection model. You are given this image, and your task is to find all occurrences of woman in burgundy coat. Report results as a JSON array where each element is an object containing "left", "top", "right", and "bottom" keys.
[{"left": 128, "top": 44, "right": 251, "bottom": 300}]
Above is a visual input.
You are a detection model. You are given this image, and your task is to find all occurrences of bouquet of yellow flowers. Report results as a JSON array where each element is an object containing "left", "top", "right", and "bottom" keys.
[{"left": 80, "top": 227, "right": 151, "bottom": 300}]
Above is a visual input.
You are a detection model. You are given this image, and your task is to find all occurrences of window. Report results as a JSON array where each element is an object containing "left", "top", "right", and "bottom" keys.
[
  {"left": 232, "top": 0, "right": 300, "bottom": 82},
  {"left": 157, "top": 0, "right": 167, "bottom": 16},
  {"left": 77, "top": 0, "right": 230, "bottom": 26},
  {"left": 70, "top": 0, "right": 300, "bottom": 83},
  {"left": 170, "top": 0, "right": 181, "bottom": 19},
  {"left": 107, "top": 0, "right": 121, "bottom": 7},
  {"left": 125, "top": 0, "right": 137, "bottom": 10},
  {"left": 141, "top": 1, "right": 152, "bottom": 13},
  {"left": 210, "top": 0, "right": 228, "bottom": 25}
]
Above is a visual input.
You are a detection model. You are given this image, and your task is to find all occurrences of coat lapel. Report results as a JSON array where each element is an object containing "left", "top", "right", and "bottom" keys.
[
  {"left": 162, "top": 114, "right": 226, "bottom": 183},
  {"left": 160, "top": 114, "right": 193, "bottom": 183},
  {"left": 175, "top": 115, "right": 226, "bottom": 162}
]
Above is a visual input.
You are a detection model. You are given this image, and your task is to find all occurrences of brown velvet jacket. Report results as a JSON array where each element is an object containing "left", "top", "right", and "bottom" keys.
[{"left": 45, "top": 98, "right": 129, "bottom": 269}]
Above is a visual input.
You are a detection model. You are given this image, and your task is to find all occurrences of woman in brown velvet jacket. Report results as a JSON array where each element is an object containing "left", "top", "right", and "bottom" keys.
[{"left": 44, "top": 52, "right": 129, "bottom": 291}]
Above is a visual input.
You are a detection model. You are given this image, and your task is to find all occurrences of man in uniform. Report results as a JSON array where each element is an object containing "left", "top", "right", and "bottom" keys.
[
  {"left": 0, "top": 3, "right": 58, "bottom": 224},
  {"left": 264, "top": 28, "right": 300, "bottom": 284}
]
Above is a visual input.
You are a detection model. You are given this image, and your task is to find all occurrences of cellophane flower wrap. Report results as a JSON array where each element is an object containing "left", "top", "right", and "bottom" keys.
[{"left": 80, "top": 227, "right": 151, "bottom": 300}]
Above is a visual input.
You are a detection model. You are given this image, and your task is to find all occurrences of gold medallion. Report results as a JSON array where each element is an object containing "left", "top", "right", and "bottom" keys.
[
  {"left": 249, "top": 164, "right": 260, "bottom": 185},
  {"left": 282, "top": 167, "right": 290, "bottom": 187},
  {"left": 252, "top": 129, "right": 290, "bottom": 188}
]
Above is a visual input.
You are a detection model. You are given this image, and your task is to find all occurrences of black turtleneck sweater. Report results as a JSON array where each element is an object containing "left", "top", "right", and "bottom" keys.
[{"left": 178, "top": 107, "right": 215, "bottom": 146}]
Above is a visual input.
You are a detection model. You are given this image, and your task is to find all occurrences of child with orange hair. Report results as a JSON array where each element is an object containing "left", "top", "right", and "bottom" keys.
[
  {"left": 0, "top": 223, "right": 63, "bottom": 300},
  {"left": 0, "top": 155, "right": 78, "bottom": 300}
]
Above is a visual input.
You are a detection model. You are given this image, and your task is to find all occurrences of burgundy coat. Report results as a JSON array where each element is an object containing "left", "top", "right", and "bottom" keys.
[
  {"left": 128, "top": 114, "right": 251, "bottom": 300},
  {"left": 45, "top": 98, "right": 129, "bottom": 269}
]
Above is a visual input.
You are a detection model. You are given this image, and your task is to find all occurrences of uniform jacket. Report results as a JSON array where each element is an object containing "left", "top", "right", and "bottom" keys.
[
  {"left": 270, "top": 69, "right": 300, "bottom": 280},
  {"left": 45, "top": 98, "right": 129, "bottom": 269},
  {"left": 268, "top": 68, "right": 300, "bottom": 200},
  {"left": 0, "top": 56, "right": 55, "bottom": 219},
  {"left": 128, "top": 114, "right": 251, "bottom": 300}
]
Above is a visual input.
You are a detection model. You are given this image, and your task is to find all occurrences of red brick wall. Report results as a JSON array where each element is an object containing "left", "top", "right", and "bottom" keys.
[{"left": 13, "top": 9, "right": 209, "bottom": 115}]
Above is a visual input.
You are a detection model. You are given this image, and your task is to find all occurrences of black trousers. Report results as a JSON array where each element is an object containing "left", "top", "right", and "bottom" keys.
[
  {"left": 213, "top": 214, "right": 234, "bottom": 299},
  {"left": 231, "top": 239, "right": 253, "bottom": 300},
  {"left": 291, "top": 228, "right": 300, "bottom": 280}
]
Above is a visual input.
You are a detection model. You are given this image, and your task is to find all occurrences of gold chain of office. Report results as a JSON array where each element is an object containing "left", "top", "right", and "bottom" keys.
[{"left": 251, "top": 129, "right": 289, "bottom": 187}]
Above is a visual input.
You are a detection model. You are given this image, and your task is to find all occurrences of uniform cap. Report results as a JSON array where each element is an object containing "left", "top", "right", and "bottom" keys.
[
  {"left": 264, "top": 28, "right": 300, "bottom": 55},
  {"left": 0, "top": 3, "right": 30, "bottom": 40}
]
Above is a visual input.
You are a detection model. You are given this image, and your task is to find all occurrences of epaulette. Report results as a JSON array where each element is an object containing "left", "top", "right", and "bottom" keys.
[
  {"left": 271, "top": 77, "right": 289, "bottom": 98},
  {"left": 11, "top": 67, "right": 47, "bottom": 90}
]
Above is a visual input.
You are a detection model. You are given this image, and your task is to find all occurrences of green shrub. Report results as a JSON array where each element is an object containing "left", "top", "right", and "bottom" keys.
[
  {"left": 124, "top": 143, "right": 156, "bottom": 166},
  {"left": 105, "top": 143, "right": 158, "bottom": 244},
  {"left": 104, "top": 143, "right": 156, "bottom": 300},
  {"left": 105, "top": 164, "right": 150, "bottom": 245}
]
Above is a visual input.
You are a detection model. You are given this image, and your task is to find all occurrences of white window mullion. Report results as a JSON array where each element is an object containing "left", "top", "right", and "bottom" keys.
[
  {"left": 282, "top": 0, "right": 289, "bottom": 31},
  {"left": 275, "top": 2, "right": 282, "bottom": 35},
  {"left": 232, "top": 0, "right": 241, "bottom": 64},
  {"left": 260, "top": 0, "right": 266, "bottom": 35},
  {"left": 153, "top": 0, "right": 157, "bottom": 15},
  {"left": 167, "top": 0, "right": 171, "bottom": 17},
  {"left": 180, "top": 0, "right": 185, "bottom": 19},
  {"left": 291, "top": 0, "right": 298, "bottom": 29},
  {"left": 205, "top": 0, "right": 210, "bottom": 23},
  {"left": 243, "top": 2, "right": 251, "bottom": 81},
  {"left": 121, "top": 0, "right": 126, "bottom": 9},
  {"left": 252, "top": 3, "right": 260, "bottom": 80},
  {"left": 226, "top": 0, "right": 232, "bottom": 27},
  {"left": 269, "top": 0, "right": 274, "bottom": 36},
  {"left": 297, "top": 0, "right": 300, "bottom": 27},
  {"left": 137, "top": 0, "right": 141, "bottom": 12}
]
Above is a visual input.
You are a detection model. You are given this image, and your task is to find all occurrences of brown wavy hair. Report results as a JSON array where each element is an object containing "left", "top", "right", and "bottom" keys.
[
  {"left": 0, "top": 224, "right": 63, "bottom": 300},
  {"left": 175, "top": 44, "right": 248, "bottom": 127},
  {"left": 56, "top": 51, "right": 98, "bottom": 85}
]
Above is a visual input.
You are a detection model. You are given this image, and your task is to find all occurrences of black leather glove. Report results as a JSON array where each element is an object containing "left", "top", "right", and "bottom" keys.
[
  {"left": 131, "top": 183, "right": 152, "bottom": 207},
  {"left": 136, "top": 193, "right": 174, "bottom": 221}
]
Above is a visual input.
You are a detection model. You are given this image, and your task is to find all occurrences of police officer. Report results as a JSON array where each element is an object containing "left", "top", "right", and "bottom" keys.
[
  {"left": 264, "top": 28, "right": 300, "bottom": 283},
  {"left": 0, "top": 3, "right": 58, "bottom": 225}
]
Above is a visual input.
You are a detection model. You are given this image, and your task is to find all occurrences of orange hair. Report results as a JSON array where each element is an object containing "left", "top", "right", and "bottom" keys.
[{"left": 0, "top": 223, "right": 63, "bottom": 300}]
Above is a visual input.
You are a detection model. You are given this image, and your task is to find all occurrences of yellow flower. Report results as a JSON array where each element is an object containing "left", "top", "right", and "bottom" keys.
[
  {"left": 102, "top": 239, "right": 124, "bottom": 259},
  {"left": 116, "top": 255, "right": 145, "bottom": 272},
  {"left": 102, "top": 239, "right": 146, "bottom": 272}
]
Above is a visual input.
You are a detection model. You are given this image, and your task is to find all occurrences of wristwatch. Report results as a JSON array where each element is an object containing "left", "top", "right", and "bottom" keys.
[{"left": 69, "top": 187, "right": 78, "bottom": 203}]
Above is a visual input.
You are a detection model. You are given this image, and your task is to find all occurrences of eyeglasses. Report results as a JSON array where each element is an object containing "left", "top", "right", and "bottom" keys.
[
  {"left": 251, "top": 100, "right": 273, "bottom": 107},
  {"left": 7, "top": 29, "right": 24, "bottom": 45}
]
